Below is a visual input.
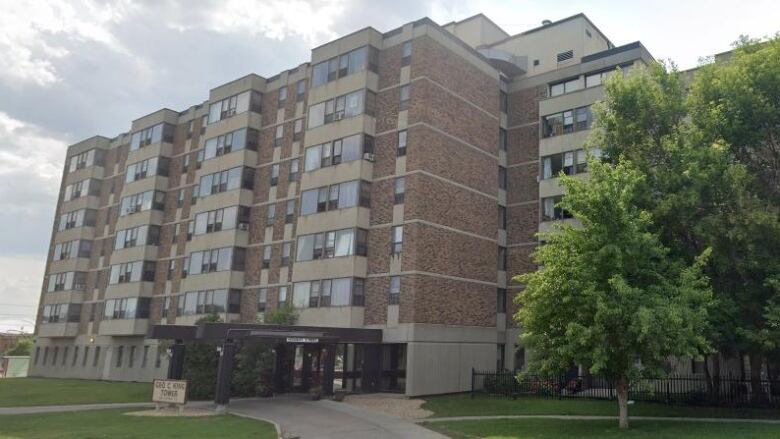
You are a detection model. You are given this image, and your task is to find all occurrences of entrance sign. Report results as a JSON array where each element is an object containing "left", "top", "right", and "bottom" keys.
[
  {"left": 153, "top": 379, "right": 188, "bottom": 405},
  {"left": 286, "top": 337, "right": 319, "bottom": 344}
]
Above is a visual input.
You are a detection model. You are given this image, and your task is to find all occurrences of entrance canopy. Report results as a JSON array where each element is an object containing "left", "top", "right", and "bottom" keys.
[{"left": 149, "top": 322, "right": 382, "bottom": 344}]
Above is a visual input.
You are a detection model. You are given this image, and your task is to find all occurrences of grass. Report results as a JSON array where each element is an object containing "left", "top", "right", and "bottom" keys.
[
  {"left": 422, "top": 394, "right": 780, "bottom": 419},
  {"left": 424, "top": 418, "right": 780, "bottom": 439},
  {"left": 0, "top": 408, "right": 277, "bottom": 438},
  {"left": 0, "top": 378, "right": 151, "bottom": 407}
]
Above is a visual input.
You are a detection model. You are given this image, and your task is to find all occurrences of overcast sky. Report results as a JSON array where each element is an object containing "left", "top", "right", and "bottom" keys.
[{"left": 1, "top": 0, "right": 777, "bottom": 332}]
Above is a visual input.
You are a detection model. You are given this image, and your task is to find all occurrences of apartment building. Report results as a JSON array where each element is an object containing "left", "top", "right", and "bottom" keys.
[{"left": 30, "top": 13, "right": 655, "bottom": 396}]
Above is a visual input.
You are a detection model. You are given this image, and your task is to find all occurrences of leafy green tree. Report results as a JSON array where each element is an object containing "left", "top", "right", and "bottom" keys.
[
  {"left": 3, "top": 338, "right": 32, "bottom": 356},
  {"left": 182, "top": 314, "right": 222, "bottom": 400},
  {"left": 267, "top": 304, "right": 298, "bottom": 325},
  {"left": 515, "top": 159, "right": 713, "bottom": 429}
]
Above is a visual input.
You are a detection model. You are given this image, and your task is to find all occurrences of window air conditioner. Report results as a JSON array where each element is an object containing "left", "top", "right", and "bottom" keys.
[{"left": 363, "top": 153, "right": 375, "bottom": 162}]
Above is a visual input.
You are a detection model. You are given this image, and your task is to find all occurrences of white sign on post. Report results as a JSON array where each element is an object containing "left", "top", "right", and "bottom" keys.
[{"left": 152, "top": 379, "right": 188, "bottom": 405}]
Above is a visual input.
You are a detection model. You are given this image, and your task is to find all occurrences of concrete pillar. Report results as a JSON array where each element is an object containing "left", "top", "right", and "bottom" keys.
[
  {"left": 167, "top": 341, "right": 185, "bottom": 380},
  {"left": 214, "top": 341, "right": 236, "bottom": 411}
]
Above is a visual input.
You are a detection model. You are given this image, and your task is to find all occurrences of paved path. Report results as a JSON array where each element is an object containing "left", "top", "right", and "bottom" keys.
[
  {"left": 0, "top": 402, "right": 154, "bottom": 415},
  {"left": 420, "top": 414, "right": 780, "bottom": 424},
  {"left": 229, "top": 395, "right": 447, "bottom": 439}
]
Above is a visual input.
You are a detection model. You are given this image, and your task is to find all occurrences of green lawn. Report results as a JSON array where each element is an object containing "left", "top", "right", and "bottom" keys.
[
  {"left": 424, "top": 418, "right": 780, "bottom": 439},
  {"left": 0, "top": 378, "right": 151, "bottom": 407},
  {"left": 0, "top": 408, "right": 277, "bottom": 439},
  {"left": 422, "top": 394, "right": 780, "bottom": 419}
]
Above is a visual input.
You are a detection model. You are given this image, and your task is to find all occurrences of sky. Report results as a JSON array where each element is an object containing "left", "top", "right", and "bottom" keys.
[{"left": 1, "top": 0, "right": 778, "bottom": 333}]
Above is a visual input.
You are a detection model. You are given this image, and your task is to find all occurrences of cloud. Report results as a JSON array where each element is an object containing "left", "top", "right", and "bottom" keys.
[{"left": 0, "top": 255, "right": 44, "bottom": 333}]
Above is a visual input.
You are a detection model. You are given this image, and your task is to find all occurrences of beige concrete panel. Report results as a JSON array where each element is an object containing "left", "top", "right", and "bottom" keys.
[
  {"left": 498, "top": 189, "right": 507, "bottom": 205},
  {"left": 178, "top": 271, "right": 244, "bottom": 293},
  {"left": 64, "top": 166, "right": 105, "bottom": 186},
  {"left": 395, "top": 155, "right": 406, "bottom": 175},
  {"left": 392, "top": 204, "right": 404, "bottom": 225},
  {"left": 54, "top": 227, "right": 96, "bottom": 244},
  {"left": 198, "top": 150, "right": 258, "bottom": 176},
  {"left": 497, "top": 229, "right": 507, "bottom": 246},
  {"left": 397, "top": 110, "right": 408, "bottom": 129},
  {"left": 539, "top": 86, "right": 604, "bottom": 116},
  {"left": 299, "top": 159, "right": 372, "bottom": 190},
  {"left": 126, "top": 142, "right": 173, "bottom": 164},
  {"left": 115, "top": 210, "right": 164, "bottom": 231},
  {"left": 308, "top": 72, "right": 378, "bottom": 104},
  {"left": 539, "top": 130, "right": 591, "bottom": 157},
  {"left": 187, "top": 230, "right": 249, "bottom": 253},
  {"left": 66, "top": 136, "right": 111, "bottom": 157},
  {"left": 400, "top": 66, "right": 410, "bottom": 85},
  {"left": 48, "top": 257, "right": 91, "bottom": 274},
  {"left": 60, "top": 195, "right": 101, "bottom": 212},
  {"left": 296, "top": 307, "right": 364, "bottom": 327},
  {"left": 304, "top": 116, "right": 376, "bottom": 147},
  {"left": 539, "top": 177, "right": 564, "bottom": 199},
  {"left": 286, "top": 181, "right": 297, "bottom": 198},
  {"left": 109, "top": 245, "right": 159, "bottom": 265},
  {"left": 538, "top": 217, "right": 579, "bottom": 234},
  {"left": 191, "top": 189, "right": 254, "bottom": 216},
  {"left": 387, "top": 304, "right": 399, "bottom": 327},
  {"left": 202, "top": 112, "right": 263, "bottom": 140},
  {"left": 38, "top": 323, "right": 79, "bottom": 338},
  {"left": 131, "top": 109, "right": 180, "bottom": 131},
  {"left": 41, "top": 291, "right": 86, "bottom": 306},
  {"left": 497, "top": 270, "right": 507, "bottom": 287},
  {"left": 208, "top": 74, "right": 265, "bottom": 102},
  {"left": 295, "top": 207, "right": 370, "bottom": 235},
  {"left": 311, "top": 28, "right": 383, "bottom": 64},
  {"left": 496, "top": 312, "right": 506, "bottom": 330},
  {"left": 405, "top": 341, "right": 494, "bottom": 396},
  {"left": 98, "top": 319, "right": 149, "bottom": 336},
  {"left": 291, "top": 256, "right": 368, "bottom": 282},
  {"left": 121, "top": 176, "right": 169, "bottom": 197},
  {"left": 104, "top": 282, "right": 155, "bottom": 300}
]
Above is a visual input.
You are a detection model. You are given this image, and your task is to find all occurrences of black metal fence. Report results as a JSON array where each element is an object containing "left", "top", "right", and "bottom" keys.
[{"left": 471, "top": 369, "right": 780, "bottom": 408}]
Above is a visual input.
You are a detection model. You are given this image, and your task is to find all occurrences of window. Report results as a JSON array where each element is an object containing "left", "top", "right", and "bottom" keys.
[
  {"left": 498, "top": 205, "right": 506, "bottom": 230},
  {"left": 52, "top": 347, "right": 58, "bottom": 366},
  {"left": 54, "top": 240, "right": 92, "bottom": 260},
  {"left": 266, "top": 204, "right": 276, "bottom": 226},
  {"left": 269, "top": 164, "right": 279, "bottom": 186},
  {"left": 197, "top": 167, "right": 254, "bottom": 198},
  {"left": 194, "top": 206, "right": 249, "bottom": 235},
  {"left": 394, "top": 177, "right": 405, "bottom": 204},
  {"left": 142, "top": 346, "right": 149, "bottom": 368},
  {"left": 108, "top": 261, "right": 155, "bottom": 284},
  {"left": 296, "top": 80, "right": 306, "bottom": 101},
  {"left": 541, "top": 148, "right": 596, "bottom": 179},
  {"left": 281, "top": 242, "right": 291, "bottom": 267},
  {"left": 500, "top": 90, "right": 508, "bottom": 113},
  {"left": 399, "top": 85, "right": 410, "bottom": 111},
  {"left": 82, "top": 346, "right": 89, "bottom": 367},
  {"left": 497, "top": 344, "right": 505, "bottom": 370},
  {"left": 498, "top": 166, "right": 507, "bottom": 190},
  {"left": 202, "top": 128, "right": 258, "bottom": 161},
  {"left": 542, "top": 105, "right": 592, "bottom": 138},
  {"left": 549, "top": 77, "right": 580, "bottom": 97},
  {"left": 64, "top": 179, "right": 101, "bottom": 201},
  {"left": 188, "top": 247, "right": 246, "bottom": 275},
  {"left": 258, "top": 288, "right": 268, "bottom": 313},
  {"left": 125, "top": 157, "right": 170, "bottom": 183},
  {"left": 300, "top": 180, "right": 370, "bottom": 215},
  {"left": 278, "top": 286, "right": 288, "bottom": 307},
  {"left": 277, "top": 86, "right": 287, "bottom": 105},
  {"left": 401, "top": 40, "right": 412, "bottom": 66},
  {"left": 103, "top": 297, "right": 151, "bottom": 320},
  {"left": 292, "top": 277, "right": 365, "bottom": 308},
  {"left": 307, "top": 90, "right": 375, "bottom": 128},
  {"left": 515, "top": 346, "right": 526, "bottom": 371},
  {"left": 62, "top": 346, "right": 68, "bottom": 366},
  {"left": 130, "top": 123, "right": 174, "bottom": 150},
  {"left": 129, "top": 346, "right": 136, "bottom": 368},
  {"left": 67, "top": 149, "right": 104, "bottom": 172},
  {"left": 285, "top": 200, "right": 295, "bottom": 223},
  {"left": 498, "top": 247, "right": 507, "bottom": 271},
  {"left": 389, "top": 276, "right": 401, "bottom": 305},
  {"left": 47, "top": 272, "right": 87, "bottom": 292},
  {"left": 187, "top": 120, "right": 194, "bottom": 139},
  {"left": 41, "top": 303, "right": 81, "bottom": 323},
  {"left": 116, "top": 346, "right": 123, "bottom": 367},
  {"left": 293, "top": 119, "right": 303, "bottom": 141},
  {"left": 187, "top": 221, "right": 194, "bottom": 241},
  {"left": 397, "top": 130, "right": 407, "bottom": 157},
  {"left": 177, "top": 189, "right": 185, "bottom": 208},
  {"left": 311, "top": 45, "right": 379, "bottom": 87},
  {"left": 207, "top": 90, "right": 262, "bottom": 124},
  {"left": 119, "top": 190, "right": 165, "bottom": 216},
  {"left": 497, "top": 288, "right": 507, "bottom": 313},
  {"left": 556, "top": 49, "right": 574, "bottom": 63},
  {"left": 58, "top": 209, "right": 97, "bottom": 231},
  {"left": 303, "top": 134, "right": 373, "bottom": 171},
  {"left": 289, "top": 158, "right": 300, "bottom": 181},
  {"left": 585, "top": 67, "right": 628, "bottom": 88},
  {"left": 296, "top": 228, "right": 367, "bottom": 261},
  {"left": 262, "top": 246, "right": 272, "bottom": 269},
  {"left": 499, "top": 128, "right": 507, "bottom": 151},
  {"left": 273, "top": 125, "right": 283, "bottom": 147},
  {"left": 167, "top": 260, "right": 176, "bottom": 281},
  {"left": 93, "top": 346, "right": 100, "bottom": 367},
  {"left": 542, "top": 196, "right": 572, "bottom": 221},
  {"left": 114, "top": 225, "right": 161, "bottom": 249},
  {"left": 391, "top": 226, "right": 403, "bottom": 255},
  {"left": 180, "top": 289, "right": 240, "bottom": 315}
]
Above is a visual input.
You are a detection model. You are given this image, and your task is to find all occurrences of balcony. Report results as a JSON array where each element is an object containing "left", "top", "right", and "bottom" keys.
[
  {"left": 478, "top": 48, "right": 527, "bottom": 76},
  {"left": 38, "top": 322, "right": 79, "bottom": 338},
  {"left": 297, "top": 306, "right": 364, "bottom": 328}
]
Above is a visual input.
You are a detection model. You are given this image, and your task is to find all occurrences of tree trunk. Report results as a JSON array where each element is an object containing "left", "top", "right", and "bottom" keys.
[
  {"left": 749, "top": 352, "right": 767, "bottom": 404},
  {"left": 616, "top": 375, "right": 629, "bottom": 429}
]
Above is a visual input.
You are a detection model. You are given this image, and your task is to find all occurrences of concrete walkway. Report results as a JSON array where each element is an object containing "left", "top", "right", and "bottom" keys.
[
  {"left": 228, "top": 395, "right": 447, "bottom": 439},
  {"left": 420, "top": 414, "right": 780, "bottom": 425}
]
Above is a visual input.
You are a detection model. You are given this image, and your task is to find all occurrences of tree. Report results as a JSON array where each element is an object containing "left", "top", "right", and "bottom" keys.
[
  {"left": 515, "top": 159, "right": 713, "bottom": 429},
  {"left": 182, "top": 314, "right": 222, "bottom": 400},
  {"left": 267, "top": 304, "right": 298, "bottom": 325},
  {"left": 3, "top": 338, "right": 32, "bottom": 356}
]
